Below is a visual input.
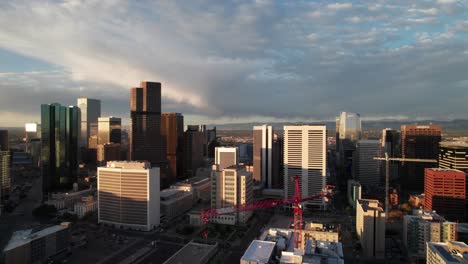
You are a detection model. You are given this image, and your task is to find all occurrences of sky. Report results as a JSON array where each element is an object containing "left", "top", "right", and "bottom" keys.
[{"left": 0, "top": 0, "right": 467, "bottom": 127}]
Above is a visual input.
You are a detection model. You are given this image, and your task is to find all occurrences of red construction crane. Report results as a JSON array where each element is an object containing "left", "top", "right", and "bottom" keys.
[{"left": 200, "top": 176, "right": 332, "bottom": 249}]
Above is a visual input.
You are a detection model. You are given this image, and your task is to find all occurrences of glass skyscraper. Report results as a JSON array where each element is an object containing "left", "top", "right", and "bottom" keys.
[
  {"left": 338, "top": 112, "right": 362, "bottom": 141},
  {"left": 77, "top": 98, "right": 101, "bottom": 148},
  {"left": 41, "top": 103, "right": 80, "bottom": 199}
]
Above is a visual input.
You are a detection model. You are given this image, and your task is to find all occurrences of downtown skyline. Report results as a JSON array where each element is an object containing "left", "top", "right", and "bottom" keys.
[{"left": 0, "top": 0, "right": 467, "bottom": 126}]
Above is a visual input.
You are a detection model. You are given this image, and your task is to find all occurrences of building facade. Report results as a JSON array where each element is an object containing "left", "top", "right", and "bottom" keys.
[
  {"left": 283, "top": 125, "right": 327, "bottom": 207},
  {"left": 403, "top": 209, "right": 457, "bottom": 259},
  {"left": 215, "top": 147, "right": 239, "bottom": 171},
  {"left": 424, "top": 168, "right": 466, "bottom": 221},
  {"left": 381, "top": 128, "right": 401, "bottom": 181},
  {"left": 97, "top": 143, "right": 121, "bottom": 166},
  {"left": 77, "top": 98, "right": 101, "bottom": 148},
  {"left": 129, "top": 82, "right": 167, "bottom": 185},
  {"left": 253, "top": 125, "right": 273, "bottom": 187},
  {"left": 183, "top": 126, "right": 205, "bottom": 178},
  {"left": 41, "top": 103, "right": 80, "bottom": 199},
  {"left": 161, "top": 113, "right": 184, "bottom": 183},
  {"left": 427, "top": 241, "right": 468, "bottom": 264},
  {"left": 356, "top": 199, "right": 385, "bottom": 259},
  {"left": 160, "top": 188, "right": 193, "bottom": 222},
  {"left": 0, "top": 130, "right": 8, "bottom": 151},
  {"left": 97, "top": 161, "right": 160, "bottom": 231},
  {"left": 353, "top": 140, "right": 381, "bottom": 186},
  {"left": 97, "top": 117, "right": 121, "bottom": 145},
  {"left": 439, "top": 142, "right": 468, "bottom": 172},
  {"left": 211, "top": 165, "right": 253, "bottom": 225},
  {"left": 337, "top": 112, "right": 362, "bottom": 142},
  {"left": 401, "top": 125, "right": 441, "bottom": 193}
]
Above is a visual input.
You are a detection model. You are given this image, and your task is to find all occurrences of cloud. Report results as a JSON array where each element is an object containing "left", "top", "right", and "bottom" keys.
[
  {"left": 0, "top": 0, "right": 467, "bottom": 125},
  {"left": 327, "top": 3, "right": 353, "bottom": 11},
  {"left": 437, "top": 0, "right": 457, "bottom": 4}
]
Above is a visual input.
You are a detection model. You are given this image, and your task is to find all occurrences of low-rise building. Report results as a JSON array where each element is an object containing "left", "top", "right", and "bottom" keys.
[
  {"left": 45, "top": 187, "right": 95, "bottom": 210},
  {"left": 243, "top": 228, "right": 344, "bottom": 264},
  {"left": 160, "top": 188, "right": 193, "bottom": 222},
  {"left": 74, "top": 195, "right": 97, "bottom": 219},
  {"left": 427, "top": 241, "right": 468, "bottom": 264},
  {"left": 163, "top": 241, "right": 218, "bottom": 264},
  {"left": 3, "top": 223, "right": 70, "bottom": 264},
  {"left": 170, "top": 175, "right": 210, "bottom": 203}
]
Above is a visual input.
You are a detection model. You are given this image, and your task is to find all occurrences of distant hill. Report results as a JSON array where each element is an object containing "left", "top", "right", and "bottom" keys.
[{"left": 208, "top": 119, "right": 468, "bottom": 132}]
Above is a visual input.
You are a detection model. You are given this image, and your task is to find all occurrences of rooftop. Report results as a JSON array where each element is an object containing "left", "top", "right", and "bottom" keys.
[
  {"left": 240, "top": 240, "right": 276, "bottom": 263},
  {"left": 357, "top": 199, "right": 384, "bottom": 212},
  {"left": 426, "top": 168, "right": 465, "bottom": 173},
  {"left": 428, "top": 242, "right": 468, "bottom": 263},
  {"left": 105, "top": 161, "right": 152, "bottom": 169},
  {"left": 163, "top": 241, "right": 217, "bottom": 264},
  {"left": 3, "top": 224, "right": 68, "bottom": 252},
  {"left": 440, "top": 142, "right": 468, "bottom": 149},
  {"left": 172, "top": 175, "right": 210, "bottom": 187}
]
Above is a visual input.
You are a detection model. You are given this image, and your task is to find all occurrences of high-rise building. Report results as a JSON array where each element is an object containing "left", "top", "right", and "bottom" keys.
[
  {"left": 338, "top": 112, "right": 362, "bottom": 141},
  {"left": 24, "top": 123, "right": 41, "bottom": 157},
  {"left": 427, "top": 241, "right": 468, "bottom": 264},
  {"left": 253, "top": 125, "right": 273, "bottom": 187},
  {"left": 161, "top": 113, "right": 184, "bottom": 182},
  {"left": 353, "top": 140, "right": 381, "bottom": 186},
  {"left": 97, "top": 161, "right": 160, "bottom": 231},
  {"left": 77, "top": 98, "right": 101, "bottom": 148},
  {"left": 0, "top": 151, "right": 10, "bottom": 206},
  {"left": 97, "top": 143, "right": 121, "bottom": 166},
  {"left": 403, "top": 209, "right": 457, "bottom": 259},
  {"left": 272, "top": 134, "right": 284, "bottom": 189},
  {"left": 401, "top": 125, "right": 441, "bottom": 193},
  {"left": 98, "top": 117, "right": 121, "bottom": 145},
  {"left": 0, "top": 130, "right": 8, "bottom": 151},
  {"left": 129, "top": 81, "right": 167, "bottom": 185},
  {"left": 183, "top": 125, "right": 205, "bottom": 178},
  {"left": 41, "top": 103, "right": 80, "bottom": 199},
  {"left": 381, "top": 128, "right": 401, "bottom": 182},
  {"left": 424, "top": 168, "right": 466, "bottom": 221},
  {"left": 438, "top": 142, "right": 468, "bottom": 172},
  {"left": 210, "top": 165, "right": 253, "bottom": 225},
  {"left": 284, "top": 125, "right": 327, "bottom": 207},
  {"left": 215, "top": 146, "right": 239, "bottom": 171},
  {"left": 356, "top": 199, "right": 385, "bottom": 259}
]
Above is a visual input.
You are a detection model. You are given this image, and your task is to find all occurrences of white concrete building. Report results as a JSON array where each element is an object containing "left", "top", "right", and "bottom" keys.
[
  {"left": 211, "top": 165, "right": 253, "bottom": 225},
  {"left": 356, "top": 199, "right": 385, "bottom": 259},
  {"left": 215, "top": 147, "right": 239, "bottom": 171},
  {"left": 160, "top": 188, "right": 193, "bottom": 222},
  {"left": 74, "top": 195, "right": 97, "bottom": 219},
  {"left": 45, "top": 188, "right": 95, "bottom": 210},
  {"left": 283, "top": 125, "right": 327, "bottom": 207},
  {"left": 427, "top": 241, "right": 468, "bottom": 264},
  {"left": 97, "top": 161, "right": 160, "bottom": 231}
]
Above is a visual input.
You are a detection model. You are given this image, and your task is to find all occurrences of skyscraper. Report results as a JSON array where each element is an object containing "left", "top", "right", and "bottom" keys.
[
  {"left": 0, "top": 130, "right": 8, "bottom": 151},
  {"left": 183, "top": 125, "right": 205, "bottom": 178},
  {"left": 253, "top": 125, "right": 273, "bottom": 187},
  {"left": 381, "top": 128, "right": 401, "bottom": 182},
  {"left": 161, "top": 113, "right": 184, "bottom": 182},
  {"left": 356, "top": 199, "right": 385, "bottom": 259},
  {"left": 353, "top": 140, "right": 381, "bottom": 186},
  {"left": 401, "top": 125, "right": 441, "bottom": 193},
  {"left": 41, "top": 103, "right": 80, "bottom": 199},
  {"left": 215, "top": 146, "right": 239, "bottom": 171},
  {"left": 97, "top": 117, "right": 121, "bottom": 145},
  {"left": 284, "top": 125, "right": 327, "bottom": 207},
  {"left": 129, "top": 81, "right": 167, "bottom": 185},
  {"left": 338, "top": 112, "right": 362, "bottom": 141},
  {"left": 0, "top": 130, "right": 9, "bottom": 202},
  {"left": 424, "top": 168, "right": 466, "bottom": 221},
  {"left": 438, "top": 142, "right": 468, "bottom": 172},
  {"left": 77, "top": 98, "right": 101, "bottom": 148}
]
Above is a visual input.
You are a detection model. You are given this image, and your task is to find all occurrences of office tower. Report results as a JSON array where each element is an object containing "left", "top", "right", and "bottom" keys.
[
  {"left": 356, "top": 199, "right": 385, "bottom": 259},
  {"left": 215, "top": 146, "right": 239, "bottom": 171},
  {"left": 283, "top": 125, "right": 327, "bottom": 207},
  {"left": 77, "top": 98, "right": 101, "bottom": 148},
  {"left": 3, "top": 223, "right": 71, "bottom": 264},
  {"left": 0, "top": 130, "right": 8, "bottom": 151},
  {"left": 129, "top": 81, "right": 167, "bottom": 185},
  {"left": 338, "top": 112, "right": 362, "bottom": 141},
  {"left": 403, "top": 210, "right": 457, "bottom": 259},
  {"left": 41, "top": 103, "right": 80, "bottom": 199},
  {"left": 381, "top": 128, "right": 401, "bottom": 182},
  {"left": 183, "top": 126, "right": 205, "bottom": 178},
  {"left": 0, "top": 151, "right": 10, "bottom": 204},
  {"left": 161, "top": 113, "right": 184, "bottom": 182},
  {"left": 253, "top": 125, "right": 273, "bottom": 186},
  {"left": 401, "top": 125, "right": 441, "bottom": 193},
  {"left": 210, "top": 165, "right": 253, "bottom": 225},
  {"left": 97, "top": 143, "right": 121, "bottom": 166},
  {"left": 97, "top": 117, "right": 121, "bottom": 145},
  {"left": 427, "top": 241, "right": 468, "bottom": 264},
  {"left": 353, "top": 140, "right": 381, "bottom": 186},
  {"left": 438, "top": 142, "right": 468, "bottom": 172},
  {"left": 97, "top": 161, "right": 160, "bottom": 231},
  {"left": 424, "top": 168, "right": 466, "bottom": 221},
  {"left": 272, "top": 134, "right": 284, "bottom": 189}
]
